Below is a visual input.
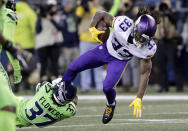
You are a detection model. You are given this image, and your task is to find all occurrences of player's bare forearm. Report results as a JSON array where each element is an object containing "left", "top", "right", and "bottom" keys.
[
  {"left": 73, "top": 96, "right": 78, "bottom": 106},
  {"left": 90, "top": 10, "right": 114, "bottom": 28},
  {"left": 137, "top": 59, "right": 152, "bottom": 99}
]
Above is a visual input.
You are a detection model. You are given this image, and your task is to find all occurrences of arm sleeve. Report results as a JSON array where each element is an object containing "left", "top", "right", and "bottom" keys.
[
  {"left": 3, "top": 12, "right": 22, "bottom": 84},
  {"left": 3, "top": 18, "right": 16, "bottom": 42}
]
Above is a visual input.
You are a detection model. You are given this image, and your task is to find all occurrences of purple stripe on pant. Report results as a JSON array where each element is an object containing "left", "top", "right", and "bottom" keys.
[{"left": 63, "top": 43, "right": 129, "bottom": 104}]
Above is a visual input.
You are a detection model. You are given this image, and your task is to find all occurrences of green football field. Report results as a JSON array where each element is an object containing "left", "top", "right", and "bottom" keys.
[{"left": 16, "top": 93, "right": 188, "bottom": 131}]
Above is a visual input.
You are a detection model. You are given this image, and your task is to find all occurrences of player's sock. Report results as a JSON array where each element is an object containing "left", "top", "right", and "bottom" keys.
[
  {"left": 0, "top": 110, "right": 16, "bottom": 131},
  {"left": 107, "top": 101, "right": 116, "bottom": 106}
]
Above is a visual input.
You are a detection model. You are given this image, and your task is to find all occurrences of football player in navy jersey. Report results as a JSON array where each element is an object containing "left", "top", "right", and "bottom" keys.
[{"left": 59, "top": 7, "right": 160, "bottom": 124}]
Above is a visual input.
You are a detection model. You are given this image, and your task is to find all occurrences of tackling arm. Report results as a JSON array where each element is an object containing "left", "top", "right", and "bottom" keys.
[
  {"left": 0, "top": 30, "right": 17, "bottom": 56},
  {"left": 137, "top": 58, "right": 152, "bottom": 99},
  {"left": 90, "top": 11, "right": 115, "bottom": 28}
]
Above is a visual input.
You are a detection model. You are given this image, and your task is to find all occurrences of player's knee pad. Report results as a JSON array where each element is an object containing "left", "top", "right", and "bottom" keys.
[
  {"left": 103, "top": 86, "right": 113, "bottom": 94},
  {"left": 1, "top": 106, "right": 16, "bottom": 113},
  {"left": 103, "top": 80, "right": 117, "bottom": 94}
]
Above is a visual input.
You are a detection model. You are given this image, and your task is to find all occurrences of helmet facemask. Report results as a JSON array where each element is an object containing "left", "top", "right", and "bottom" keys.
[{"left": 133, "top": 27, "right": 152, "bottom": 48}]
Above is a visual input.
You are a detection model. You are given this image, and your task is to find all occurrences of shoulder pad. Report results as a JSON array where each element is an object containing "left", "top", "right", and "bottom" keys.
[{"left": 113, "top": 16, "right": 134, "bottom": 35}]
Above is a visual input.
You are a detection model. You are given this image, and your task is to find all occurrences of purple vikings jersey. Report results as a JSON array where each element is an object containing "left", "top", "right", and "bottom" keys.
[{"left": 107, "top": 16, "right": 157, "bottom": 60}]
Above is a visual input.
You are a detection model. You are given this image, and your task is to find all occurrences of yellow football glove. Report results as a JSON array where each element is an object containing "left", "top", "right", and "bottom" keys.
[
  {"left": 89, "top": 27, "right": 105, "bottom": 44},
  {"left": 129, "top": 98, "right": 142, "bottom": 118}
]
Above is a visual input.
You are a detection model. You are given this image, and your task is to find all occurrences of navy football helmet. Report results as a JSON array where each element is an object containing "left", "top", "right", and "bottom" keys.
[
  {"left": 53, "top": 81, "right": 77, "bottom": 106},
  {"left": 133, "top": 14, "right": 156, "bottom": 48}
]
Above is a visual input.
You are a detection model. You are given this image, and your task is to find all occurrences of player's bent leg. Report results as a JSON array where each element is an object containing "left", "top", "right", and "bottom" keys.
[
  {"left": 102, "top": 60, "right": 129, "bottom": 124},
  {"left": 63, "top": 44, "right": 106, "bottom": 82},
  {"left": 0, "top": 106, "right": 16, "bottom": 131}
]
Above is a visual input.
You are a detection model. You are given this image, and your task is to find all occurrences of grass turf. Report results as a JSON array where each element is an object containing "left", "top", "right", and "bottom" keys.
[{"left": 17, "top": 96, "right": 188, "bottom": 131}]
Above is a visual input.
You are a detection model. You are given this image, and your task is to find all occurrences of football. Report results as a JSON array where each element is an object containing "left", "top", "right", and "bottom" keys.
[{"left": 96, "top": 20, "right": 110, "bottom": 43}]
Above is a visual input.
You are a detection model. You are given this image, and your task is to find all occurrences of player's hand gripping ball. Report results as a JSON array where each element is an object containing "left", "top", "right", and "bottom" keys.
[
  {"left": 89, "top": 20, "right": 110, "bottom": 44},
  {"left": 96, "top": 20, "right": 110, "bottom": 43}
]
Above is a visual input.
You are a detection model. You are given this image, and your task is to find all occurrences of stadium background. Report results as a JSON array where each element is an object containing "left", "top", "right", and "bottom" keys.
[
  {"left": 10, "top": 0, "right": 188, "bottom": 93},
  {"left": 3, "top": 0, "right": 188, "bottom": 130}
]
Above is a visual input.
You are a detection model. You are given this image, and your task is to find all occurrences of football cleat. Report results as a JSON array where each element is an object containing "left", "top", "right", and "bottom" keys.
[{"left": 102, "top": 101, "right": 116, "bottom": 124}]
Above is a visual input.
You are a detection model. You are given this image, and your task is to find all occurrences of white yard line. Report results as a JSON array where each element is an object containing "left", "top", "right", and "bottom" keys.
[
  {"left": 17, "top": 119, "right": 188, "bottom": 130},
  {"left": 113, "top": 118, "right": 188, "bottom": 122},
  {"left": 78, "top": 104, "right": 188, "bottom": 110},
  {"left": 20, "top": 95, "right": 188, "bottom": 101},
  {"left": 75, "top": 112, "right": 188, "bottom": 118}
]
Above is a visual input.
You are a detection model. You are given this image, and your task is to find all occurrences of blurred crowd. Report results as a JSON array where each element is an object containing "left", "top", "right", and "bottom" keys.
[{"left": 3, "top": 0, "right": 188, "bottom": 93}]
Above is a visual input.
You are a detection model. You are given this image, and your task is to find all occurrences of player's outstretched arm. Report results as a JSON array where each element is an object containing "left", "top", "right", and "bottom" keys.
[
  {"left": 90, "top": 10, "right": 115, "bottom": 28},
  {"left": 137, "top": 58, "right": 152, "bottom": 99},
  {"left": 0, "top": 31, "right": 18, "bottom": 58},
  {"left": 129, "top": 59, "right": 152, "bottom": 118}
]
